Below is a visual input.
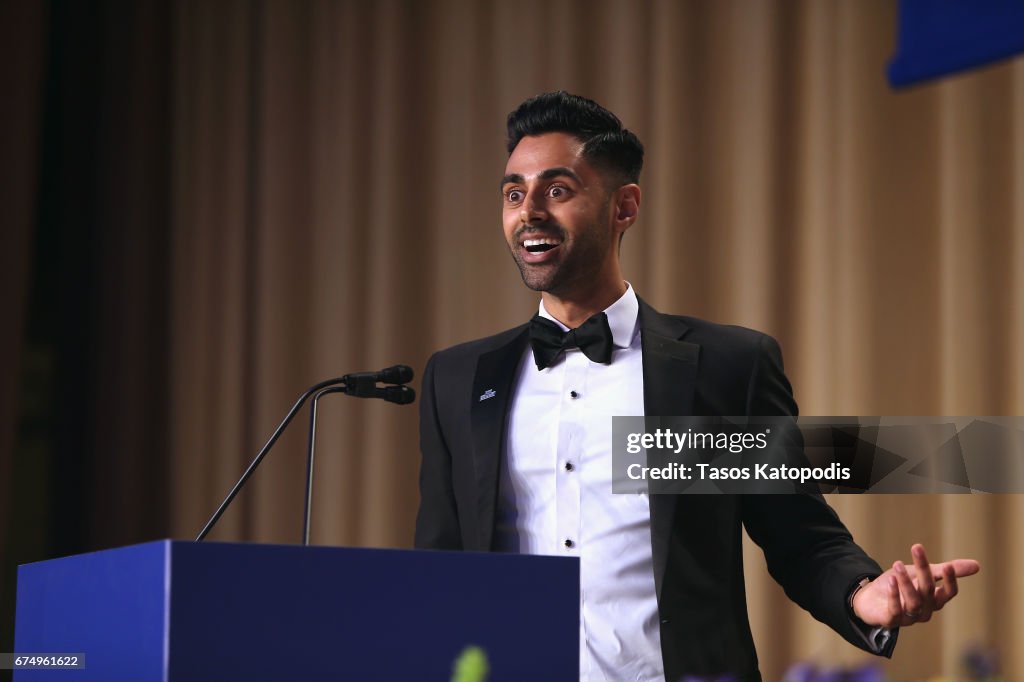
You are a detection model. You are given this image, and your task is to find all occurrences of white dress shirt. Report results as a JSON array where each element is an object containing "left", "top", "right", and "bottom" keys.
[{"left": 495, "top": 285, "right": 664, "bottom": 681}]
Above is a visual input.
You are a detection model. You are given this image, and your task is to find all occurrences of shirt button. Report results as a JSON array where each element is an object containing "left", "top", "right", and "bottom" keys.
[
  {"left": 569, "top": 390, "right": 579, "bottom": 399},
  {"left": 564, "top": 539, "right": 575, "bottom": 548},
  {"left": 564, "top": 461, "right": 574, "bottom": 472}
]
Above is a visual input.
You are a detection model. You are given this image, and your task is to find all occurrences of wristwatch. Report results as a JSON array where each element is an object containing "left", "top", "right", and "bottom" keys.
[{"left": 848, "top": 576, "right": 873, "bottom": 617}]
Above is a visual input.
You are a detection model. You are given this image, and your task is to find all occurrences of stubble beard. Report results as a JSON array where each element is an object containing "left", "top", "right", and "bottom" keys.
[{"left": 509, "top": 219, "right": 612, "bottom": 296}]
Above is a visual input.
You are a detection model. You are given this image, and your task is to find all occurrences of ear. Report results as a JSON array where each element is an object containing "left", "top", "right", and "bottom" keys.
[{"left": 612, "top": 184, "right": 641, "bottom": 235}]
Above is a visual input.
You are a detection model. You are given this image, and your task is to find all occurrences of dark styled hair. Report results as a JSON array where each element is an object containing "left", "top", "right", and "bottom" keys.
[{"left": 506, "top": 91, "right": 644, "bottom": 186}]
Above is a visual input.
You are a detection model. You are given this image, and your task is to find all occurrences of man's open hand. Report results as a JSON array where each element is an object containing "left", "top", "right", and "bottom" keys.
[{"left": 852, "top": 543, "right": 980, "bottom": 629}]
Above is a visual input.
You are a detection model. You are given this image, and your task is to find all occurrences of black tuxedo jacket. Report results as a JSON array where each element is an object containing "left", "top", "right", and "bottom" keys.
[{"left": 415, "top": 298, "right": 892, "bottom": 681}]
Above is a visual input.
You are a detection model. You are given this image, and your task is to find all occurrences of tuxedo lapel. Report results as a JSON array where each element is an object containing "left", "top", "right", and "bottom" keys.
[
  {"left": 467, "top": 301, "right": 699, "bottom": 580},
  {"left": 470, "top": 325, "right": 530, "bottom": 551},
  {"left": 639, "top": 298, "right": 700, "bottom": 601},
  {"left": 640, "top": 302, "right": 697, "bottom": 417}
]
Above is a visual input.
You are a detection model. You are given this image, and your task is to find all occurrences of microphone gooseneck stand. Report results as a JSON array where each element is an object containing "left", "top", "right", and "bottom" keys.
[
  {"left": 303, "top": 385, "right": 345, "bottom": 546},
  {"left": 195, "top": 367, "right": 415, "bottom": 543}
]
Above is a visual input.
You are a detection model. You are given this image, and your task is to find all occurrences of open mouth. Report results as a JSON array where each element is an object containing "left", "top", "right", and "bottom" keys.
[{"left": 522, "top": 237, "right": 562, "bottom": 253}]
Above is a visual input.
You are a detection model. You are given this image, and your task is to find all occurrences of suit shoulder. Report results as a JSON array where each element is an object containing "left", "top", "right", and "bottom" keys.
[
  {"left": 427, "top": 324, "right": 529, "bottom": 368},
  {"left": 676, "top": 315, "right": 779, "bottom": 350},
  {"left": 656, "top": 311, "right": 795, "bottom": 415},
  {"left": 639, "top": 298, "right": 779, "bottom": 352},
  {"left": 642, "top": 306, "right": 780, "bottom": 362}
]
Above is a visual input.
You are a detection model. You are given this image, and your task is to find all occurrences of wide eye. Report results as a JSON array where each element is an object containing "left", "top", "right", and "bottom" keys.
[
  {"left": 506, "top": 189, "right": 524, "bottom": 204},
  {"left": 548, "top": 185, "right": 568, "bottom": 199}
]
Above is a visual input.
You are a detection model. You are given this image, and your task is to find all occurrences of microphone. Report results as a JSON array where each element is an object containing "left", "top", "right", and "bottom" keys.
[
  {"left": 341, "top": 365, "right": 415, "bottom": 399},
  {"left": 372, "top": 384, "right": 415, "bottom": 405},
  {"left": 196, "top": 366, "right": 416, "bottom": 542},
  {"left": 343, "top": 364, "right": 413, "bottom": 386},
  {"left": 340, "top": 384, "right": 415, "bottom": 404}
]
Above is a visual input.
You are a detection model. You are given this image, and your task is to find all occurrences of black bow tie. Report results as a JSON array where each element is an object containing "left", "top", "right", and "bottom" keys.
[{"left": 529, "top": 312, "right": 614, "bottom": 370}]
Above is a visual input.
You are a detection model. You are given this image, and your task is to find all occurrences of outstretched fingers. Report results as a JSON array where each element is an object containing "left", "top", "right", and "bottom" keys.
[
  {"left": 894, "top": 560, "right": 927, "bottom": 623},
  {"left": 933, "top": 562, "right": 959, "bottom": 610},
  {"left": 910, "top": 544, "right": 936, "bottom": 620},
  {"left": 867, "top": 545, "right": 980, "bottom": 629}
]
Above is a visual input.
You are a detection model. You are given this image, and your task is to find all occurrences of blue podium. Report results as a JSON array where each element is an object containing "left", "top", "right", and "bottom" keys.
[{"left": 14, "top": 541, "right": 579, "bottom": 680}]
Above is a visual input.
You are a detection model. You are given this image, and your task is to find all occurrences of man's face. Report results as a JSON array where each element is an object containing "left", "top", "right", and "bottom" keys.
[{"left": 501, "top": 132, "right": 618, "bottom": 297}]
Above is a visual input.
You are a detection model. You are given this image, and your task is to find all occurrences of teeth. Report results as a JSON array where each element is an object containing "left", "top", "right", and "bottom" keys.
[{"left": 522, "top": 238, "right": 561, "bottom": 247}]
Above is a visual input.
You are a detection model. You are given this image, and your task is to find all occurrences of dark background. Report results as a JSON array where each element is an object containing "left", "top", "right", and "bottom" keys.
[{"left": 2, "top": 0, "right": 173, "bottom": 658}]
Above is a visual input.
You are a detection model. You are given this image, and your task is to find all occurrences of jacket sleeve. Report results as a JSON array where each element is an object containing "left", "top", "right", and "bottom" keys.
[{"left": 740, "top": 334, "right": 896, "bottom": 656}]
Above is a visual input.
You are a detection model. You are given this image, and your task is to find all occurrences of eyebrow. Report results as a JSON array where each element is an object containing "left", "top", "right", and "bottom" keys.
[{"left": 500, "top": 166, "right": 583, "bottom": 189}]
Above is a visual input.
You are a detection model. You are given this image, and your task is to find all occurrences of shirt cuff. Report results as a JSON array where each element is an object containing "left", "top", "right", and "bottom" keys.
[{"left": 868, "top": 625, "right": 893, "bottom": 651}]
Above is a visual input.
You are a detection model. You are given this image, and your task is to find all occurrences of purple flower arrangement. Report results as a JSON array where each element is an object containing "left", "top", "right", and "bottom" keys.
[
  {"left": 783, "top": 662, "right": 884, "bottom": 682},
  {"left": 780, "top": 644, "right": 1001, "bottom": 682},
  {"left": 962, "top": 643, "right": 1001, "bottom": 681}
]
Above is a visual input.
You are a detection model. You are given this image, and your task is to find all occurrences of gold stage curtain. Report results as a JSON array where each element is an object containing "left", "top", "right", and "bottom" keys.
[{"left": 153, "top": 1, "right": 1024, "bottom": 679}]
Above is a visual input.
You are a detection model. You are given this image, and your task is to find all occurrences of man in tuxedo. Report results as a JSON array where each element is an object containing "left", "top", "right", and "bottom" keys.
[{"left": 414, "top": 91, "right": 978, "bottom": 681}]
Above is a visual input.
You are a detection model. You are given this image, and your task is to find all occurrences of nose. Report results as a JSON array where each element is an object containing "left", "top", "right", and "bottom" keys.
[{"left": 519, "top": 190, "right": 547, "bottom": 224}]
